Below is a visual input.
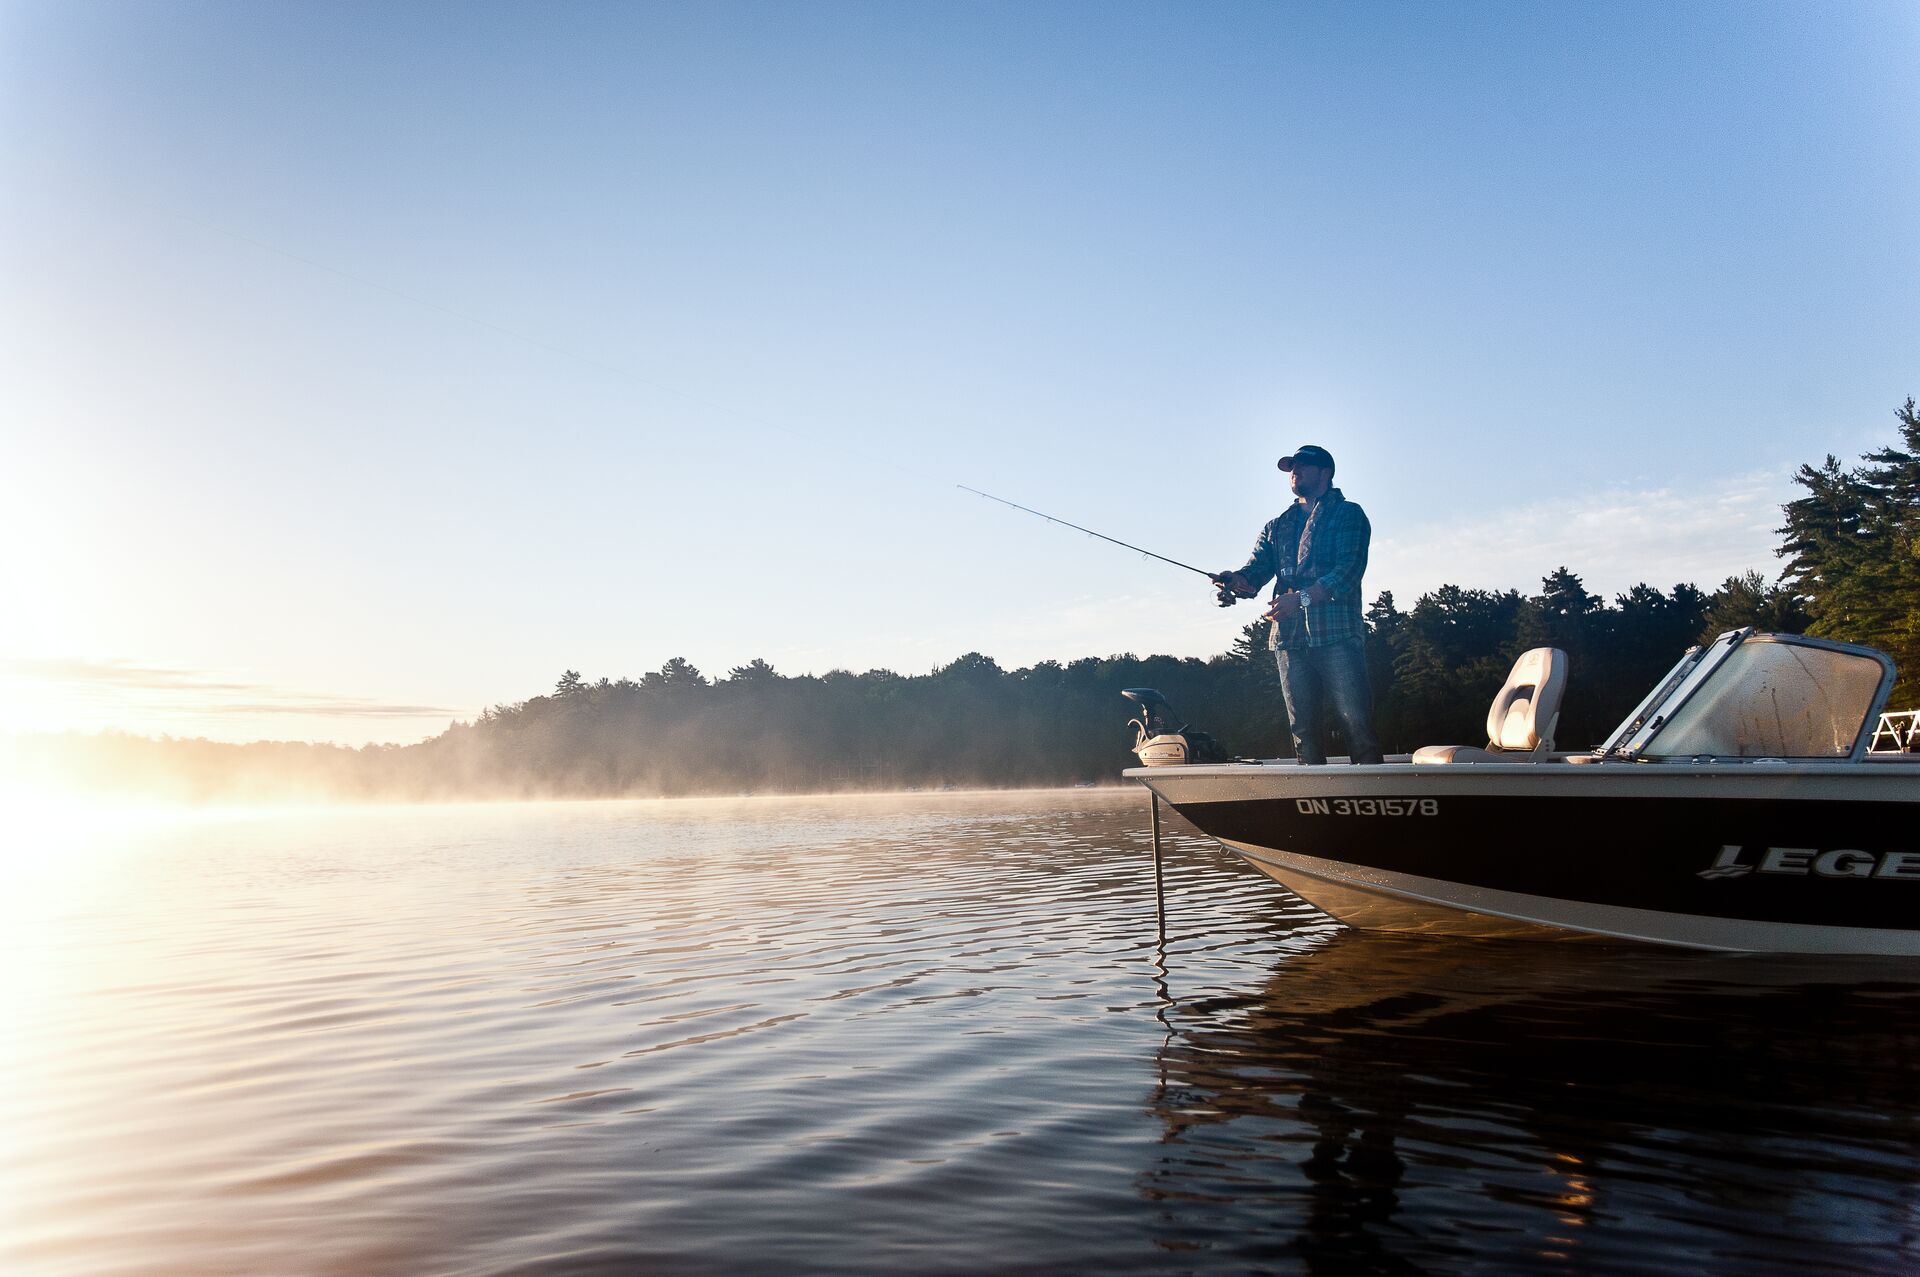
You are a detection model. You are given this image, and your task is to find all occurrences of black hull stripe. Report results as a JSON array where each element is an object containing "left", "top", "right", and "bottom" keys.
[{"left": 1175, "top": 793, "right": 1920, "bottom": 931}]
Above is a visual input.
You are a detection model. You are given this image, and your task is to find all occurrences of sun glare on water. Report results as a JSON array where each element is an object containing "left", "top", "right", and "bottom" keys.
[
  {"left": 0, "top": 784, "right": 252, "bottom": 1220},
  {"left": 0, "top": 785, "right": 212, "bottom": 1037}
]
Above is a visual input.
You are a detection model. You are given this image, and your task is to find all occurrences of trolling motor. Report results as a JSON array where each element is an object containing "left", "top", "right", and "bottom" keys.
[{"left": 1123, "top": 688, "right": 1229, "bottom": 766}]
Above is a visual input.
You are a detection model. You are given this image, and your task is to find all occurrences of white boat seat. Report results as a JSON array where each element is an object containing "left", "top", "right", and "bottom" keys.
[{"left": 1412, "top": 647, "right": 1569, "bottom": 764}]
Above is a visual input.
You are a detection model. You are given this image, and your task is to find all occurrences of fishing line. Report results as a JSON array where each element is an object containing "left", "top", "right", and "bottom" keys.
[
  {"left": 161, "top": 207, "right": 950, "bottom": 487},
  {"left": 167, "top": 209, "right": 1194, "bottom": 565},
  {"left": 168, "top": 211, "right": 652, "bottom": 385}
]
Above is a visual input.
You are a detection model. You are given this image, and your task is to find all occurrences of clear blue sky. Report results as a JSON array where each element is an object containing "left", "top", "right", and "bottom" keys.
[{"left": 2, "top": 1, "right": 1916, "bottom": 743}]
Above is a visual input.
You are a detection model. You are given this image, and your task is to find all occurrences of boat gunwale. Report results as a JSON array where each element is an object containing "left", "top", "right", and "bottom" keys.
[{"left": 1126, "top": 757, "right": 1920, "bottom": 781}]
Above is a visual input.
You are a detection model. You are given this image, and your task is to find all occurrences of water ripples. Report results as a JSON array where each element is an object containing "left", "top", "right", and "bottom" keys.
[{"left": 6, "top": 790, "right": 1920, "bottom": 1274}]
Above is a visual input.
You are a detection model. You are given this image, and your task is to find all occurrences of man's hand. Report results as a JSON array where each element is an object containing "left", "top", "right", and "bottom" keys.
[
  {"left": 1263, "top": 591, "right": 1303, "bottom": 623},
  {"left": 1210, "top": 571, "right": 1257, "bottom": 608},
  {"left": 1211, "top": 571, "right": 1256, "bottom": 597}
]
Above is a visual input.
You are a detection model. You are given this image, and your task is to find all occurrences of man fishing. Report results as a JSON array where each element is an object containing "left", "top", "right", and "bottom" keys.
[{"left": 1213, "top": 444, "right": 1384, "bottom": 765}]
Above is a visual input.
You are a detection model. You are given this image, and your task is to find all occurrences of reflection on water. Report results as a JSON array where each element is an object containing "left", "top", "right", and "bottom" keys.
[
  {"left": 1148, "top": 935, "right": 1920, "bottom": 1274},
  {"left": 4, "top": 790, "right": 1918, "bottom": 1274}
]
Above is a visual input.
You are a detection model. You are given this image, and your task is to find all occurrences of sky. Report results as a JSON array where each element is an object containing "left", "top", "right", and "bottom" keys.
[{"left": 2, "top": 0, "right": 1916, "bottom": 745}]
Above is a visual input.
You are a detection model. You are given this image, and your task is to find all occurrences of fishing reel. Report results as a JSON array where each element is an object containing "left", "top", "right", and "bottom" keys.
[{"left": 1211, "top": 573, "right": 1256, "bottom": 608}]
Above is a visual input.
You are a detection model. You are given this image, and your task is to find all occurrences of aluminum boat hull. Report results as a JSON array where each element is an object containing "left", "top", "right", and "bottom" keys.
[{"left": 1129, "top": 760, "right": 1920, "bottom": 954}]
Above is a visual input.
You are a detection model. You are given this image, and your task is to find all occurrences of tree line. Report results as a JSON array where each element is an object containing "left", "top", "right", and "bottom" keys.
[
  {"left": 28, "top": 400, "right": 1916, "bottom": 801},
  {"left": 1778, "top": 398, "right": 1920, "bottom": 683}
]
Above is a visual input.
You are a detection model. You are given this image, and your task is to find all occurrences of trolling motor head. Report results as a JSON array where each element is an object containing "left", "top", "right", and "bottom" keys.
[
  {"left": 1123, "top": 688, "right": 1228, "bottom": 766},
  {"left": 1121, "top": 688, "right": 1180, "bottom": 737}
]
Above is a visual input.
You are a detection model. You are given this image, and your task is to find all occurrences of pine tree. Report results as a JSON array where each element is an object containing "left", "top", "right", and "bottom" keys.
[
  {"left": 1780, "top": 400, "right": 1920, "bottom": 699},
  {"left": 1856, "top": 399, "right": 1920, "bottom": 688},
  {"left": 1780, "top": 457, "right": 1880, "bottom": 637},
  {"left": 1699, "top": 571, "right": 1809, "bottom": 640}
]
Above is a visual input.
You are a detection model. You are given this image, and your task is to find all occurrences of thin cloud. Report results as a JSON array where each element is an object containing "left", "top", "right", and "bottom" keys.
[
  {"left": 1372, "top": 470, "right": 1791, "bottom": 602},
  {"left": 216, "top": 701, "right": 455, "bottom": 718},
  {"left": 931, "top": 470, "right": 1798, "bottom": 668},
  {"left": 0, "top": 657, "right": 260, "bottom": 692},
  {"left": 0, "top": 658, "right": 454, "bottom": 720}
]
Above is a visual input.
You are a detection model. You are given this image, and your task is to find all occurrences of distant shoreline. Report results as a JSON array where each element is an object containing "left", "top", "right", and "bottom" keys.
[{"left": 8, "top": 778, "right": 1146, "bottom": 812}]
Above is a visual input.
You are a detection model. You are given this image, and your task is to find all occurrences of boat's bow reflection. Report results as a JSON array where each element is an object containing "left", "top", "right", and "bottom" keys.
[{"left": 1144, "top": 932, "right": 1920, "bottom": 1271}]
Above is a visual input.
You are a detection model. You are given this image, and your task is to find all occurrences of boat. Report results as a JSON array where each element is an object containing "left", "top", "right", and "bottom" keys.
[{"left": 1126, "top": 628, "right": 1920, "bottom": 954}]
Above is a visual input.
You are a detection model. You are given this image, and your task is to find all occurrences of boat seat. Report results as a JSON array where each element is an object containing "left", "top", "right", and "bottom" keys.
[{"left": 1412, "top": 647, "right": 1568, "bottom": 764}]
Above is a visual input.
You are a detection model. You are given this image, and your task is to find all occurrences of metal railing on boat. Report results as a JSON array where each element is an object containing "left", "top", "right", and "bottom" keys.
[{"left": 1871, "top": 710, "right": 1920, "bottom": 754}]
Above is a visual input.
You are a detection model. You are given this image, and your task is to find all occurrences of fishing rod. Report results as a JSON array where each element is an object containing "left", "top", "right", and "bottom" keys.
[{"left": 957, "top": 485, "right": 1252, "bottom": 606}]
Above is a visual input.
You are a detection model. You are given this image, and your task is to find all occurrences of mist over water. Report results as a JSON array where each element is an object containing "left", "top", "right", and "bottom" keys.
[{"left": 6, "top": 790, "right": 1919, "bottom": 1275}]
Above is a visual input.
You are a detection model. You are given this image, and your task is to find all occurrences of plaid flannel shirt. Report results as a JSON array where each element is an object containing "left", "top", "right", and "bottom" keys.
[{"left": 1233, "top": 488, "right": 1372, "bottom": 651}]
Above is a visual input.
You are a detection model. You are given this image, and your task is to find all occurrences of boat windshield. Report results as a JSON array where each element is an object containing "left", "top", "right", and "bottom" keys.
[{"left": 1635, "top": 637, "right": 1891, "bottom": 759}]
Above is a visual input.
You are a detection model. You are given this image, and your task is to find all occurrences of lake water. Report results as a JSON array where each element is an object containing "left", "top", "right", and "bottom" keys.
[{"left": 6, "top": 788, "right": 1920, "bottom": 1275}]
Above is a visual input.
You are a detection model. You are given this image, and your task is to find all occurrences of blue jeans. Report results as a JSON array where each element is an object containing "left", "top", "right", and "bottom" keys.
[{"left": 1276, "top": 637, "right": 1383, "bottom": 765}]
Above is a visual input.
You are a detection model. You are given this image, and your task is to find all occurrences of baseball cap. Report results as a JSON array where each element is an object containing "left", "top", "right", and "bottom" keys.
[{"left": 1277, "top": 444, "right": 1335, "bottom": 472}]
